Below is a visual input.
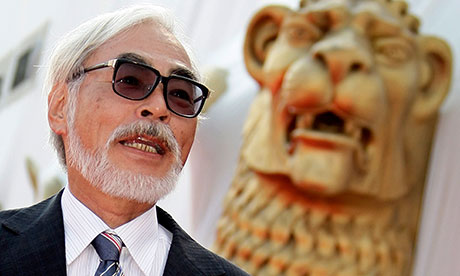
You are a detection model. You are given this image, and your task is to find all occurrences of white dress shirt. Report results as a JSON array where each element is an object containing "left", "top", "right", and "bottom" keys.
[{"left": 61, "top": 187, "right": 172, "bottom": 276}]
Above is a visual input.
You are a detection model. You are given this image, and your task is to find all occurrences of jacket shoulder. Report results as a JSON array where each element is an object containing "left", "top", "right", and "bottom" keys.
[
  {"left": 0, "top": 191, "right": 66, "bottom": 276},
  {"left": 0, "top": 191, "right": 63, "bottom": 234},
  {"left": 157, "top": 207, "right": 249, "bottom": 276}
]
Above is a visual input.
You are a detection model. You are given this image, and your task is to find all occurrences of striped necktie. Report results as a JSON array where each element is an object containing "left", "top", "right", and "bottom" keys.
[{"left": 91, "top": 231, "right": 124, "bottom": 276}]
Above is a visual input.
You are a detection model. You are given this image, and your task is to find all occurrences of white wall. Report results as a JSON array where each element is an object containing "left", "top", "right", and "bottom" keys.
[{"left": 1, "top": 1, "right": 459, "bottom": 275}]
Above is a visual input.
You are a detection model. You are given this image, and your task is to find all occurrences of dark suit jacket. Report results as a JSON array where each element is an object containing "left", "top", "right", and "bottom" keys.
[{"left": 0, "top": 190, "right": 248, "bottom": 276}]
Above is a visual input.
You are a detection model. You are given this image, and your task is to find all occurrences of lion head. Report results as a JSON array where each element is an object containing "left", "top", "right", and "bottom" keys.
[{"left": 242, "top": 0, "right": 451, "bottom": 200}]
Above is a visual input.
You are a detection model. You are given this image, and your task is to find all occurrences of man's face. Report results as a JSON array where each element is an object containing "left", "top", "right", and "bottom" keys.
[
  {"left": 63, "top": 23, "right": 197, "bottom": 194},
  {"left": 242, "top": 0, "right": 450, "bottom": 199}
]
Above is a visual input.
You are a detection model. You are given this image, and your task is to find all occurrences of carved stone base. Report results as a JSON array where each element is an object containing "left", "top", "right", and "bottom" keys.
[{"left": 214, "top": 163, "right": 418, "bottom": 276}]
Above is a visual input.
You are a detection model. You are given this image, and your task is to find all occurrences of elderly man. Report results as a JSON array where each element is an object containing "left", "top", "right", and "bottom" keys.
[{"left": 0, "top": 5, "right": 247, "bottom": 276}]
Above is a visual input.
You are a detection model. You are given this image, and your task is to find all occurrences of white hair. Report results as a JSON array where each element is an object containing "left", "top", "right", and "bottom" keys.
[
  {"left": 66, "top": 118, "right": 183, "bottom": 204},
  {"left": 45, "top": 4, "right": 198, "bottom": 167}
]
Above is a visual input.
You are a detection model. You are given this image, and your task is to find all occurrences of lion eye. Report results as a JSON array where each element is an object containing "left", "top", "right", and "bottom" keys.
[
  {"left": 374, "top": 38, "right": 413, "bottom": 65},
  {"left": 288, "top": 26, "right": 310, "bottom": 41},
  {"left": 282, "top": 21, "right": 321, "bottom": 47}
]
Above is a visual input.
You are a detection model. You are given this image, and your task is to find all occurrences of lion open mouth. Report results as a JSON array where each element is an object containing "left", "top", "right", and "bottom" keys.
[{"left": 286, "top": 111, "right": 372, "bottom": 152}]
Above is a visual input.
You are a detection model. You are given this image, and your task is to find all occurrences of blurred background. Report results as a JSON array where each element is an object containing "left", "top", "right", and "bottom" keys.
[{"left": 0, "top": 0, "right": 459, "bottom": 275}]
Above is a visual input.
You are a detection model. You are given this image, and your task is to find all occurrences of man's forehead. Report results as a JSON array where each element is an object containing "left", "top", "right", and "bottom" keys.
[
  {"left": 115, "top": 52, "right": 197, "bottom": 80},
  {"left": 85, "top": 22, "right": 197, "bottom": 78}
]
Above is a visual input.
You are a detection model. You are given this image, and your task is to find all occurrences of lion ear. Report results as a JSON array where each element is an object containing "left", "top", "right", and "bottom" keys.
[
  {"left": 244, "top": 5, "right": 290, "bottom": 85},
  {"left": 412, "top": 36, "right": 452, "bottom": 120}
]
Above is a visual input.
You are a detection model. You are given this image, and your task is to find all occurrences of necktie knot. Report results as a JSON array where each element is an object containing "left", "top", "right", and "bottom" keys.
[{"left": 92, "top": 231, "right": 124, "bottom": 275}]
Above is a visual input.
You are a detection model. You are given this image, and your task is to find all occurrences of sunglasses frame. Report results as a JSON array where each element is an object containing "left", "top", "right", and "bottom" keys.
[{"left": 83, "top": 58, "right": 209, "bottom": 118}]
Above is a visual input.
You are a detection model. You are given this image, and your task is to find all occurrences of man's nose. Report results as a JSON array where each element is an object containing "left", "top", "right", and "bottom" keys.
[
  {"left": 135, "top": 85, "right": 170, "bottom": 122},
  {"left": 311, "top": 29, "right": 371, "bottom": 84}
]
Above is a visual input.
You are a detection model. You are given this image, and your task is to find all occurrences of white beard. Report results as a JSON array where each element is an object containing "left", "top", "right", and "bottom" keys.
[{"left": 66, "top": 120, "right": 183, "bottom": 204}]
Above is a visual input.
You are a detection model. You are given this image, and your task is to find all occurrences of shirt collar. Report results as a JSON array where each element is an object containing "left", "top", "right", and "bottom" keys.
[
  {"left": 62, "top": 187, "right": 107, "bottom": 265},
  {"left": 115, "top": 205, "right": 159, "bottom": 275},
  {"left": 61, "top": 187, "right": 161, "bottom": 275}
]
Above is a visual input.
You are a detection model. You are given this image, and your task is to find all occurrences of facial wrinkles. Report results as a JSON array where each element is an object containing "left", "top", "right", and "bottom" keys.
[{"left": 66, "top": 91, "right": 183, "bottom": 203}]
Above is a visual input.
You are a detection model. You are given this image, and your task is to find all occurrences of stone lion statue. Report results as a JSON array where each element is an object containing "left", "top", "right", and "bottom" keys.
[{"left": 214, "top": 0, "right": 452, "bottom": 275}]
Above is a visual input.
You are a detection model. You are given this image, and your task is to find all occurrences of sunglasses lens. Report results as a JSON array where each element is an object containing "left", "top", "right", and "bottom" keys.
[
  {"left": 113, "top": 61, "right": 206, "bottom": 117},
  {"left": 114, "top": 62, "right": 158, "bottom": 100},
  {"left": 166, "top": 78, "right": 205, "bottom": 117}
]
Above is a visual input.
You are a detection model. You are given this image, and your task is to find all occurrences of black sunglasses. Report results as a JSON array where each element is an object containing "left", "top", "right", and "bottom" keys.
[{"left": 82, "top": 58, "right": 209, "bottom": 118}]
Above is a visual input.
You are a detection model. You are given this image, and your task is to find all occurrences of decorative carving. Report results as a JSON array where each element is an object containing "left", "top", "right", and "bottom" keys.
[
  {"left": 201, "top": 66, "right": 229, "bottom": 113},
  {"left": 214, "top": 0, "right": 452, "bottom": 275}
]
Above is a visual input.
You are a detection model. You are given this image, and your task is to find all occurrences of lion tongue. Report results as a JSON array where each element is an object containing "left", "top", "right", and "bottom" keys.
[{"left": 290, "top": 144, "right": 354, "bottom": 193}]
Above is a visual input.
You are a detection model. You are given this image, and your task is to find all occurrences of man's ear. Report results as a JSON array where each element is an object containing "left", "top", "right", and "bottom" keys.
[
  {"left": 244, "top": 5, "right": 290, "bottom": 84},
  {"left": 412, "top": 36, "right": 452, "bottom": 120},
  {"left": 48, "top": 83, "right": 69, "bottom": 136}
]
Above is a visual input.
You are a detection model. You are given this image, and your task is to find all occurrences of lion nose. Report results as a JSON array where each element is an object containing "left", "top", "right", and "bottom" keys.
[{"left": 312, "top": 31, "right": 371, "bottom": 84}]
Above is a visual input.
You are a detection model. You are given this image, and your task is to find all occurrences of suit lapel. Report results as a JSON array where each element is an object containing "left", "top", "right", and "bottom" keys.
[
  {"left": 1, "top": 190, "right": 66, "bottom": 275},
  {"left": 2, "top": 193, "right": 232, "bottom": 275},
  {"left": 158, "top": 207, "right": 225, "bottom": 276}
]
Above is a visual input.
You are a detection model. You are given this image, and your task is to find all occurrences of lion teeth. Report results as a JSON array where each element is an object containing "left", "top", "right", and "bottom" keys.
[
  {"left": 124, "top": 142, "right": 158, "bottom": 154},
  {"left": 344, "top": 121, "right": 362, "bottom": 140},
  {"left": 345, "top": 121, "right": 355, "bottom": 135},
  {"left": 296, "top": 114, "right": 314, "bottom": 129}
]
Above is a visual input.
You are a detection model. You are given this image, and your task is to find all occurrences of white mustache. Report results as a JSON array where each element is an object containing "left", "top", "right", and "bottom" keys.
[{"left": 106, "top": 121, "right": 181, "bottom": 160}]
